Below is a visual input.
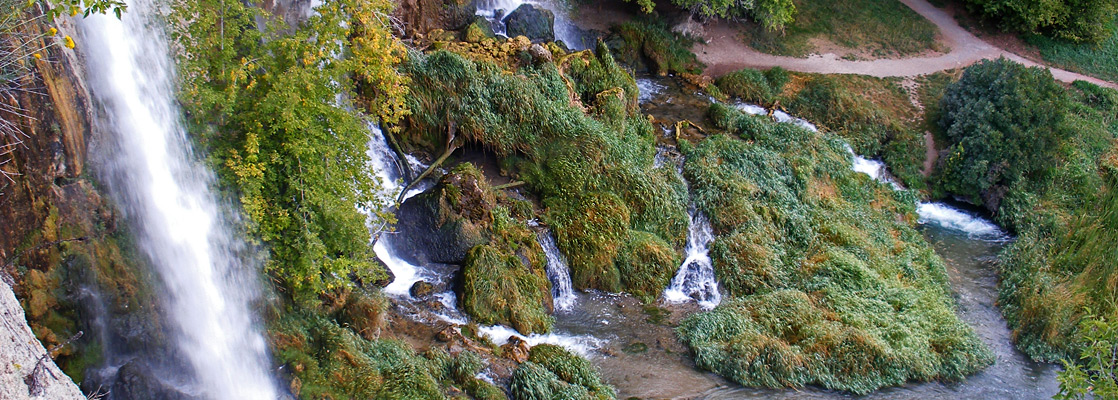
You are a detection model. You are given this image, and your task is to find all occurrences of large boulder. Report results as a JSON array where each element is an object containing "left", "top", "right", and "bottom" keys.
[
  {"left": 505, "top": 4, "right": 555, "bottom": 42},
  {"left": 395, "top": 0, "right": 478, "bottom": 37}
]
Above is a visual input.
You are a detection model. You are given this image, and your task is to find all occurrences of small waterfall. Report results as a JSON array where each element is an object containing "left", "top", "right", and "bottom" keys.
[
  {"left": 663, "top": 210, "right": 722, "bottom": 310},
  {"left": 81, "top": 0, "right": 277, "bottom": 398},
  {"left": 636, "top": 78, "right": 667, "bottom": 104},
  {"left": 536, "top": 229, "right": 576, "bottom": 311},
  {"left": 364, "top": 123, "right": 432, "bottom": 297},
  {"left": 477, "top": 324, "right": 604, "bottom": 356},
  {"left": 917, "top": 203, "right": 1008, "bottom": 240}
]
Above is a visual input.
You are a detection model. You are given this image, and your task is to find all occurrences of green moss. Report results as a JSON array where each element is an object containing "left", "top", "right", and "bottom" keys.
[
  {"left": 677, "top": 104, "right": 991, "bottom": 394},
  {"left": 402, "top": 49, "right": 687, "bottom": 295},
  {"left": 608, "top": 18, "right": 704, "bottom": 76},
  {"left": 462, "top": 243, "right": 554, "bottom": 334},
  {"left": 715, "top": 67, "right": 788, "bottom": 104},
  {"left": 616, "top": 231, "right": 678, "bottom": 302}
]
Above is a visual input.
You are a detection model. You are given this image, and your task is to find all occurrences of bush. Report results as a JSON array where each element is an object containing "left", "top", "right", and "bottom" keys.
[
  {"left": 677, "top": 104, "right": 991, "bottom": 394},
  {"left": 936, "top": 58, "right": 1069, "bottom": 212},
  {"left": 964, "top": 0, "right": 1118, "bottom": 42}
]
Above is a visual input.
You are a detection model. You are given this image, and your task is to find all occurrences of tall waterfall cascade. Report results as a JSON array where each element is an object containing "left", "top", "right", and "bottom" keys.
[{"left": 81, "top": 1, "right": 278, "bottom": 398}]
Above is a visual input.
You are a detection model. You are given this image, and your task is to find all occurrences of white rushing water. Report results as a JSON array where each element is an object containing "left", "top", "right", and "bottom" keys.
[
  {"left": 81, "top": 1, "right": 277, "bottom": 398},
  {"left": 537, "top": 230, "right": 577, "bottom": 311},
  {"left": 917, "top": 203, "right": 1008, "bottom": 240},
  {"left": 663, "top": 210, "right": 722, "bottom": 310},
  {"left": 477, "top": 324, "right": 604, "bottom": 356}
]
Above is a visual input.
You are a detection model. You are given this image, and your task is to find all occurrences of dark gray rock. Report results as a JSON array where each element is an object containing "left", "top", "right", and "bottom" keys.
[{"left": 505, "top": 4, "right": 555, "bottom": 42}]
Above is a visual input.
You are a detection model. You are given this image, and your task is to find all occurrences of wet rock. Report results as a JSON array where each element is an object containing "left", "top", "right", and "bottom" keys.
[
  {"left": 395, "top": 0, "right": 478, "bottom": 37},
  {"left": 505, "top": 4, "right": 554, "bottom": 43},
  {"left": 111, "top": 360, "right": 192, "bottom": 400},
  {"left": 528, "top": 43, "right": 553, "bottom": 64},
  {"left": 394, "top": 167, "right": 493, "bottom": 264},
  {"left": 501, "top": 336, "right": 531, "bottom": 363},
  {"left": 410, "top": 281, "right": 436, "bottom": 298},
  {"left": 436, "top": 326, "right": 464, "bottom": 342},
  {"left": 464, "top": 16, "right": 495, "bottom": 43},
  {"left": 0, "top": 280, "right": 84, "bottom": 399}
]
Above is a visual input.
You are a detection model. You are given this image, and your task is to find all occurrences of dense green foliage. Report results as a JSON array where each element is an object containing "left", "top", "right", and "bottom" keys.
[
  {"left": 735, "top": 0, "right": 940, "bottom": 58},
  {"left": 716, "top": 69, "right": 927, "bottom": 188},
  {"left": 964, "top": 0, "right": 1118, "bottom": 42},
  {"left": 934, "top": 60, "right": 1118, "bottom": 363},
  {"left": 401, "top": 47, "right": 688, "bottom": 296},
  {"left": 272, "top": 310, "right": 506, "bottom": 399},
  {"left": 510, "top": 344, "right": 614, "bottom": 400},
  {"left": 936, "top": 59, "right": 1070, "bottom": 221},
  {"left": 1028, "top": 19, "right": 1118, "bottom": 82},
  {"left": 609, "top": 19, "right": 703, "bottom": 76},
  {"left": 172, "top": 0, "right": 409, "bottom": 301},
  {"left": 676, "top": 104, "right": 991, "bottom": 394},
  {"left": 1056, "top": 316, "right": 1118, "bottom": 399}
]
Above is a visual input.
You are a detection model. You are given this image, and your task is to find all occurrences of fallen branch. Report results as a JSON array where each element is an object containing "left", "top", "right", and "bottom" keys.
[{"left": 493, "top": 181, "right": 526, "bottom": 190}]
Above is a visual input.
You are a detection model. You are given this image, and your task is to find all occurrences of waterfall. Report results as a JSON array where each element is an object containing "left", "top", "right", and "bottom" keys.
[
  {"left": 81, "top": 1, "right": 277, "bottom": 398},
  {"left": 536, "top": 229, "right": 576, "bottom": 311},
  {"left": 475, "top": 0, "right": 589, "bottom": 50},
  {"left": 662, "top": 210, "right": 722, "bottom": 310},
  {"left": 917, "top": 203, "right": 1008, "bottom": 240}
]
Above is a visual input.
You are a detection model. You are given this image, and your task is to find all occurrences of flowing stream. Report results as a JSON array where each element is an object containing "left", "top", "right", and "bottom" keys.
[{"left": 81, "top": 0, "right": 277, "bottom": 398}]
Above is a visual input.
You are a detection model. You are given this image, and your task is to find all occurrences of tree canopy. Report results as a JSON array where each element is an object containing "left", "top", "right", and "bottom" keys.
[{"left": 624, "top": 0, "right": 796, "bottom": 32}]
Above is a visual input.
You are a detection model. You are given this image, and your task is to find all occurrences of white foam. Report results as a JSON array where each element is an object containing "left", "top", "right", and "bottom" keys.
[
  {"left": 637, "top": 78, "right": 667, "bottom": 103},
  {"left": 375, "top": 237, "right": 427, "bottom": 297},
  {"left": 917, "top": 203, "right": 1007, "bottom": 240},
  {"left": 538, "top": 230, "right": 577, "bottom": 311},
  {"left": 735, "top": 103, "right": 767, "bottom": 115},
  {"left": 477, "top": 324, "right": 605, "bottom": 356},
  {"left": 662, "top": 211, "right": 722, "bottom": 310}
]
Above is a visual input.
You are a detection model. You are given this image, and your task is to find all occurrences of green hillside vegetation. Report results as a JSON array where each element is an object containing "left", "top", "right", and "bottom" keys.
[
  {"left": 400, "top": 46, "right": 689, "bottom": 300},
  {"left": 1028, "top": 19, "right": 1118, "bottom": 83},
  {"left": 964, "top": 0, "right": 1118, "bottom": 43},
  {"left": 716, "top": 69, "right": 927, "bottom": 189},
  {"left": 676, "top": 103, "right": 992, "bottom": 395},
  {"left": 735, "top": 0, "right": 941, "bottom": 58},
  {"left": 933, "top": 58, "right": 1118, "bottom": 362}
]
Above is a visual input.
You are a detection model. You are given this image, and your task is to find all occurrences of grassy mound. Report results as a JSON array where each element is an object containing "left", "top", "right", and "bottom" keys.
[
  {"left": 510, "top": 344, "right": 614, "bottom": 400},
  {"left": 716, "top": 69, "right": 927, "bottom": 189},
  {"left": 401, "top": 46, "right": 688, "bottom": 297},
  {"left": 676, "top": 103, "right": 992, "bottom": 394},
  {"left": 737, "top": 0, "right": 941, "bottom": 58}
]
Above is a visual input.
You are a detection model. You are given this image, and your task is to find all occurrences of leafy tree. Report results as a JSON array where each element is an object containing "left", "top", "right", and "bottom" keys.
[
  {"left": 1057, "top": 315, "right": 1118, "bottom": 399},
  {"left": 965, "top": 0, "right": 1118, "bottom": 43},
  {"left": 623, "top": 0, "right": 796, "bottom": 31},
  {"left": 936, "top": 58, "right": 1069, "bottom": 207},
  {"left": 172, "top": 0, "right": 408, "bottom": 302}
]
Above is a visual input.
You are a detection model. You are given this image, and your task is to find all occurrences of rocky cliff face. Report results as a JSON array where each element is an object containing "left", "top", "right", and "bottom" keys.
[
  {"left": 0, "top": 279, "right": 85, "bottom": 400},
  {"left": 0, "top": 12, "right": 144, "bottom": 396}
]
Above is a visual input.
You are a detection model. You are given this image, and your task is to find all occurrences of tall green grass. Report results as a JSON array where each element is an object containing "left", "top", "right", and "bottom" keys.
[
  {"left": 676, "top": 104, "right": 991, "bottom": 395},
  {"left": 510, "top": 344, "right": 614, "bottom": 400}
]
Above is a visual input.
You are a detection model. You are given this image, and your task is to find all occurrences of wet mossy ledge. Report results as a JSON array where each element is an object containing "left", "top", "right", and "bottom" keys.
[
  {"left": 398, "top": 163, "right": 554, "bottom": 334},
  {"left": 400, "top": 45, "right": 689, "bottom": 301},
  {"left": 675, "top": 104, "right": 992, "bottom": 395}
]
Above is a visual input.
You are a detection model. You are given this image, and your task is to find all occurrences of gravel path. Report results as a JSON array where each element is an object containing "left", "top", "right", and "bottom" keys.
[{"left": 693, "top": 0, "right": 1117, "bottom": 88}]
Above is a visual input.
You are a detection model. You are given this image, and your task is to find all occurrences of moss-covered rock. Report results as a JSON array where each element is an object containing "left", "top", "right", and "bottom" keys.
[
  {"left": 505, "top": 4, "right": 555, "bottom": 43},
  {"left": 510, "top": 344, "right": 614, "bottom": 400}
]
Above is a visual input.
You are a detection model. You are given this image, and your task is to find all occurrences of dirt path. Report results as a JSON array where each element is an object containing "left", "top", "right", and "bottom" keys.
[{"left": 693, "top": 0, "right": 1117, "bottom": 89}]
